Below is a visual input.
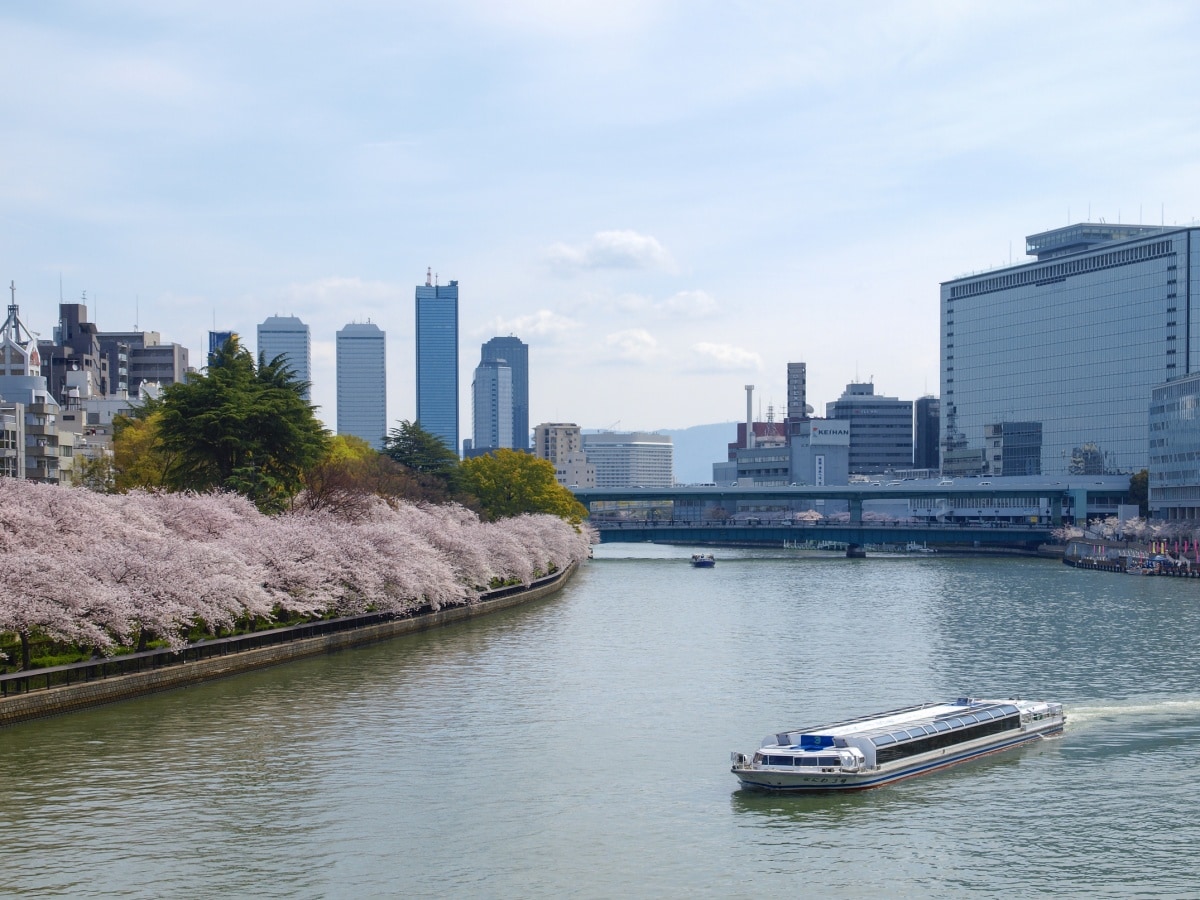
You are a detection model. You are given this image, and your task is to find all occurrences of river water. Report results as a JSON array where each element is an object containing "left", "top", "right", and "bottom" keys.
[{"left": 3, "top": 544, "right": 1200, "bottom": 898}]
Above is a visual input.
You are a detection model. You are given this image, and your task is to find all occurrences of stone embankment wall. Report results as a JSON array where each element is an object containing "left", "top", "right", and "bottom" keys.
[{"left": 0, "top": 563, "right": 577, "bottom": 728}]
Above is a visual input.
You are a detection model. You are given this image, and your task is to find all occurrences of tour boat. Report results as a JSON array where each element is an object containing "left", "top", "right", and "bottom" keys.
[
  {"left": 731, "top": 696, "right": 1064, "bottom": 792},
  {"left": 691, "top": 553, "right": 716, "bottom": 568}
]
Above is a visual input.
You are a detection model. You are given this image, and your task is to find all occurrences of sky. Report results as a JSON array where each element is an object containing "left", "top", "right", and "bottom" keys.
[{"left": 4, "top": 1, "right": 1200, "bottom": 438}]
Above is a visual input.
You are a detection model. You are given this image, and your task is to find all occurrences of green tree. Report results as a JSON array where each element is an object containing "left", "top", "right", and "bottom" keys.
[
  {"left": 383, "top": 419, "right": 460, "bottom": 484},
  {"left": 458, "top": 449, "right": 588, "bottom": 522},
  {"left": 111, "top": 407, "right": 175, "bottom": 491},
  {"left": 1129, "top": 469, "right": 1149, "bottom": 517},
  {"left": 155, "top": 337, "right": 330, "bottom": 512}
]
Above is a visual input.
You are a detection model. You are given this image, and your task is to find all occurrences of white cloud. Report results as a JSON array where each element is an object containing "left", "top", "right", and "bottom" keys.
[
  {"left": 275, "top": 277, "right": 401, "bottom": 317},
  {"left": 546, "top": 230, "right": 677, "bottom": 274},
  {"left": 604, "top": 329, "right": 660, "bottom": 363},
  {"left": 690, "top": 343, "right": 762, "bottom": 373},
  {"left": 452, "top": 0, "right": 665, "bottom": 38},
  {"left": 477, "top": 309, "right": 580, "bottom": 341},
  {"left": 661, "top": 290, "right": 717, "bottom": 317},
  {"left": 571, "top": 289, "right": 717, "bottom": 320}
]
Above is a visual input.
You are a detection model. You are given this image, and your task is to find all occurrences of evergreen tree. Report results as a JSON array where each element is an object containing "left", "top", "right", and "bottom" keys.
[
  {"left": 383, "top": 419, "right": 460, "bottom": 484},
  {"left": 155, "top": 337, "right": 329, "bottom": 512}
]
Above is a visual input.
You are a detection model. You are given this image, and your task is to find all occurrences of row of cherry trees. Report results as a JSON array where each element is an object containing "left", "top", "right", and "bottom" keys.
[
  {"left": 0, "top": 479, "right": 594, "bottom": 669},
  {"left": 1055, "top": 516, "right": 1200, "bottom": 546}
]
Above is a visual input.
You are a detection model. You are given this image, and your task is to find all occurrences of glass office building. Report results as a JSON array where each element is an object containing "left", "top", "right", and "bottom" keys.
[
  {"left": 480, "top": 335, "right": 529, "bottom": 450},
  {"left": 941, "top": 222, "right": 1200, "bottom": 476},
  {"left": 415, "top": 278, "right": 459, "bottom": 454},
  {"left": 1150, "top": 373, "right": 1200, "bottom": 519},
  {"left": 257, "top": 315, "right": 311, "bottom": 402},
  {"left": 336, "top": 322, "right": 386, "bottom": 451},
  {"left": 471, "top": 358, "right": 513, "bottom": 452}
]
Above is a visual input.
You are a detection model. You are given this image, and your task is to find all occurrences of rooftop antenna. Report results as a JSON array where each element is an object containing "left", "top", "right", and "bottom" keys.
[{"left": 425, "top": 267, "right": 432, "bottom": 287}]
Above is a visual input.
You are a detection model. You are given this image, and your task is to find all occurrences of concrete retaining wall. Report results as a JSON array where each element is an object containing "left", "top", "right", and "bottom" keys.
[{"left": 0, "top": 563, "right": 577, "bottom": 728}]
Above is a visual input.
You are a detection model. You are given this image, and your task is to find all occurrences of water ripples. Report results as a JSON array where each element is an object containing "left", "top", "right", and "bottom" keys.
[{"left": 3, "top": 549, "right": 1200, "bottom": 897}]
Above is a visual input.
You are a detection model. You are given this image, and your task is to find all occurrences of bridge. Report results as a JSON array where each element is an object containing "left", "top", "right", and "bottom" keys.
[
  {"left": 571, "top": 478, "right": 1132, "bottom": 550},
  {"left": 586, "top": 519, "right": 1053, "bottom": 551}
]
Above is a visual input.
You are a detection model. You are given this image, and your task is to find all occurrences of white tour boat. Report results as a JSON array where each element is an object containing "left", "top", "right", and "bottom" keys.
[{"left": 731, "top": 696, "right": 1064, "bottom": 792}]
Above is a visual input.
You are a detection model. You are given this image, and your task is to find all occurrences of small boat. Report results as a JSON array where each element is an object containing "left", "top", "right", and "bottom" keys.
[
  {"left": 690, "top": 553, "right": 716, "bottom": 568},
  {"left": 731, "top": 696, "right": 1064, "bottom": 792}
]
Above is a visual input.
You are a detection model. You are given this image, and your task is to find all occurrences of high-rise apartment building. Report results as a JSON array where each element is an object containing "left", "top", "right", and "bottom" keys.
[
  {"left": 257, "top": 315, "right": 312, "bottom": 401},
  {"left": 825, "top": 382, "right": 913, "bottom": 475},
  {"left": 38, "top": 303, "right": 108, "bottom": 402},
  {"left": 481, "top": 336, "right": 529, "bottom": 450},
  {"left": 942, "top": 222, "right": 1198, "bottom": 476},
  {"left": 97, "top": 330, "right": 189, "bottom": 394},
  {"left": 336, "top": 322, "right": 386, "bottom": 451},
  {"left": 472, "top": 358, "right": 513, "bottom": 452},
  {"left": 415, "top": 273, "right": 459, "bottom": 454},
  {"left": 534, "top": 422, "right": 596, "bottom": 487}
]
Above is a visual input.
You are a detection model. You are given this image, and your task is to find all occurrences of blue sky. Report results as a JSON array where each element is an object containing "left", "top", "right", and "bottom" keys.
[{"left": 4, "top": 1, "right": 1199, "bottom": 435}]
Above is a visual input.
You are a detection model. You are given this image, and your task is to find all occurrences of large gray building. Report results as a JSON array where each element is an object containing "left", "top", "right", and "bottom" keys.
[
  {"left": 97, "top": 330, "right": 189, "bottom": 395},
  {"left": 941, "top": 222, "right": 1197, "bottom": 476},
  {"left": 825, "top": 382, "right": 913, "bottom": 475},
  {"left": 336, "top": 322, "right": 387, "bottom": 450}
]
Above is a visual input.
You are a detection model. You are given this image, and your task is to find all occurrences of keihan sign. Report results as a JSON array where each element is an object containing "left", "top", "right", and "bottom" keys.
[{"left": 809, "top": 422, "right": 851, "bottom": 444}]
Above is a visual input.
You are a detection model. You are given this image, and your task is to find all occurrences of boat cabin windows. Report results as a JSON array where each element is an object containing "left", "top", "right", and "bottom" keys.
[
  {"left": 871, "top": 712, "right": 1021, "bottom": 764},
  {"left": 761, "top": 754, "right": 842, "bottom": 768}
]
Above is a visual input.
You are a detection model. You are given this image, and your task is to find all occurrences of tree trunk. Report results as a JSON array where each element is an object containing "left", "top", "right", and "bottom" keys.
[{"left": 20, "top": 631, "right": 30, "bottom": 671}]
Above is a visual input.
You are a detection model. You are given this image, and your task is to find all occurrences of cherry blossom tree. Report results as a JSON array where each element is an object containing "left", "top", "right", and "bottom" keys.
[{"left": 0, "top": 479, "right": 593, "bottom": 668}]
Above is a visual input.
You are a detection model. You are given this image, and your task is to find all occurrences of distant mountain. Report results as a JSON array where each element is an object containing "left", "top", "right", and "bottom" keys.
[{"left": 660, "top": 422, "right": 737, "bottom": 484}]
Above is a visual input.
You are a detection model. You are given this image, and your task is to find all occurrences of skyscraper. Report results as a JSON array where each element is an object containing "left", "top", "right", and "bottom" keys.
[
  {"left": 481, "top": 335, "right": 529, "bottom": 450},
  {"left": 336, "top": 322, "right": 386, "bottom": 451},
  {"left": 257, "top": 315, "right": 312, "bottom": 401},
  {"left": 472, "top": 357, "right": 513, "bottom": 453},
  {"left": 942, "top": 222, "right": 1194, "bottom": 475},
  {"left": 208, "top": 330, "right": 235, "bottom": 365},
  {"left": 415, "top": 272, "right": 459, "bottom": 454}
]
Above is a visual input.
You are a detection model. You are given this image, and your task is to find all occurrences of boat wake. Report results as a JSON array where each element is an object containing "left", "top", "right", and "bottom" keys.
[{"left": 1067, "top": 697, "right": 1200, "bottom": 728}]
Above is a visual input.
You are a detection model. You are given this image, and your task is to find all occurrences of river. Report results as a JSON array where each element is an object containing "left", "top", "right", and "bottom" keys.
[{"left": 3, "top": 544, "right": 1199, "bottom": 898}]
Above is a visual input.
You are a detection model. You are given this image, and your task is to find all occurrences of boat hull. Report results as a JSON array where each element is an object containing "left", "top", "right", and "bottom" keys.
[{"left": 732, "top": 720, "right": 1063, "bottom": 792}]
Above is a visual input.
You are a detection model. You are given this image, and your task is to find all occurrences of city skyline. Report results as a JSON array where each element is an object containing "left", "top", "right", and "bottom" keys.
[{"left": 4, "top": 5, "right": 1200, "bottom": 433}]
